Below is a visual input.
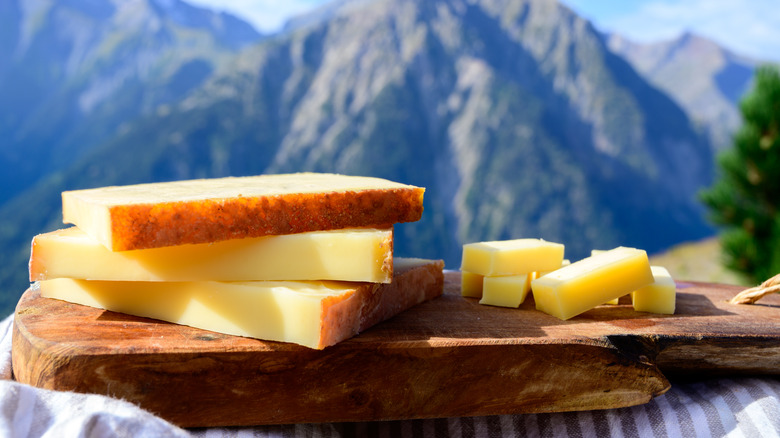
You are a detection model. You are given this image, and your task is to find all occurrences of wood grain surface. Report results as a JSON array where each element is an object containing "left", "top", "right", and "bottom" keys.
[{"left": 12, "top": 273, "right": 780, "bottom": 427}]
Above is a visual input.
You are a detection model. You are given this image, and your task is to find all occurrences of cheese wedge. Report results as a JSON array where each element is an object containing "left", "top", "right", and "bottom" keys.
[
  {"left": 531, "top": 247, "right": 654, "bottom": 320},
  {"left": 30, "top": 226, "right": 393, "bottom": 283},
  {"left": 479, "top": 273, "right": 533, "bottom": 308},
  {"left": 632, "top": 266, "right": 676, "bottom": 314},
  {"left": 62, "top": 173, "right": 424, "bottom": 251},
  {"left": 461, "top": 239, "right": 564, "bottom": 276},
  {"left": 37, "top": 258, "right": 444, "bottom": 349}
]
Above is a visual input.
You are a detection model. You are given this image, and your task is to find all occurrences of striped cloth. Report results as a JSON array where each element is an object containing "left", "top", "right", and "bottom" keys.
[{"left": 2, "top": 315, "right": 780, "bottom": 437}]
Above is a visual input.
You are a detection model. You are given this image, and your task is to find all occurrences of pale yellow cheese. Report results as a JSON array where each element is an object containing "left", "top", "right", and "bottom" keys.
[
  {"left": 632, "top": 266, "right": 676, "bottom": 314},
  {"left": 39, "top": 278, "right": 330, "bottom": 349},
  {"left": 479, "top": 273, "right": 533, "bottom": 308},
  {"left": 534, "top": 259, "right": 571, "bottom": 279},
  {"left": 590, "top": 250, "right": 621, "bottom": 305},
  {"left": 30, "top": 226, "right": 393, "bottom": 283},
  {"left": 37, "top": 258, "right": 444, "bottom": 349},
  {"left": 461, "top": 239, "right": 564, "bottom": 276},
  {"left": 461, "top": 271, "right": 484, "bottom": 298},
  {"left": 531, "top": 247, "right": 654, "bottom": 320}
]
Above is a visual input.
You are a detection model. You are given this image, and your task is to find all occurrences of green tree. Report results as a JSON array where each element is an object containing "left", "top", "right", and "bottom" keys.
[{"left": 701, "top": 65, "right": 780, "bottom": 284}]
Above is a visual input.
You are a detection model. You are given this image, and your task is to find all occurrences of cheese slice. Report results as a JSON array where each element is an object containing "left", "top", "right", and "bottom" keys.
[
  {"left": 62, "top": 173, "right": 424, "bottom": 251},
  {"left": 30, "top": 226, "right": 393, "bottom": 283},
  {"left": 479, "top": 273, "right": 533, "bottom": 308},
  {"left": 632, "top": 266, "right": 676, "bottom": 314},
  {"left": 461, "top": 239, "right": 564, "bottom": 276},
  {"left": 37, "top": 258, "right": 444, "bottom": 349},
  {"left": 531, "top": 247, "right": 654, "bottom": 320}
]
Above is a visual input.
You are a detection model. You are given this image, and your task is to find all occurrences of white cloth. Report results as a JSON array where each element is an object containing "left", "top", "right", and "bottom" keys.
[{"left": 2, "top": 313, "right": 780, "bottom": 437}]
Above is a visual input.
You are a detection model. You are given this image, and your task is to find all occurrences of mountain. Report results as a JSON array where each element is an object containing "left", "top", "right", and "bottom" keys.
[
  {"left": 606, "top": 32, "right": 757, "bottom": 151},
  {"left": 0, "top": 0, "right": 261, "bottom": 205},
  {"left": 0, "top": 0, "right": 715, "bottom": 316},
  {"left": 282, "top": 0, "right": 373, "bottom": 33}
]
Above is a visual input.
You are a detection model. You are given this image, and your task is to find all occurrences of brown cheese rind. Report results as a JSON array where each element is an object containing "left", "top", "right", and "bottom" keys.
[
  {"left": 63, "top": 173, "right": 424, "bottom": 251},
  {"left": 318, "top": 259, "right": 444, "bottom": 349},
  {"left": 110, "top": 189, "right": 423, "bottom": 251},
  {"left": 108, "top": 188, "right": 423, "bottom": 251}
]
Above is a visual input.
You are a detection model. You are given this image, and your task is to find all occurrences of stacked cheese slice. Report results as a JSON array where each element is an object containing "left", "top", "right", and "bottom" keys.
[{"left": 29, "top": 173, "right": 445, "bottom": 349}]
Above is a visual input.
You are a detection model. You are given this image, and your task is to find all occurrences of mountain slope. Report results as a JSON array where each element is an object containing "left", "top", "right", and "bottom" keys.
[
  {"left": 607, "top": 32, "right": 756, "bottom": 151},
  {"left": 0, "top": 0, "right": 261, "bottom": 205},
  {"left": 264, "top": 0, "right": 713, "bottom": 258},
  {"left": 0, "top": 0, "right": 714, "bottom": 315}
]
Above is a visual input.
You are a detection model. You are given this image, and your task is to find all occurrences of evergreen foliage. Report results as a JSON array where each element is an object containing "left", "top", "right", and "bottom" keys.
[{"left": 701, "top": 65, "right": 780, "bottom": 283}]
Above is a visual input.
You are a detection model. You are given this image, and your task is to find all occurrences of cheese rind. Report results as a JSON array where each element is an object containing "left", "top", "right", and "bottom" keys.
[
  {"left": 461, "top": 271, "right": 484, "bottom": 298},
  {"left": 30, "top": 226, "right": 393, "bottom": 283},
  {"left": 632, "top": 266, "right": 676, "bottom": 314},
  {"left": 461, "top": 239, "right": 564, "bottom": 276},
  {"left": 531, "top": 247, "right": 654, "bottom": 320},
  {"left": 479, "top": 274, "right": 533, "bottom": 308},
  {"left": 62, "top": 173, "right": 424, "bottom": 251},
  {"left": 37, "top": 258, "right": 444, "bottom": 349}
]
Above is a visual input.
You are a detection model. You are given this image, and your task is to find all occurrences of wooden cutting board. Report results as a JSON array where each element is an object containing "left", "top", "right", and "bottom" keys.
[{"left": 12, "top": 273, "right": 780, "bottom": 427}]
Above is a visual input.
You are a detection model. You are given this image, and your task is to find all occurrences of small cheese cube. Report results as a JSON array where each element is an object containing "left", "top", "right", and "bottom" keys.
[
  {"left": 461, "top": 239, "right": 564, "bottom": 276},
  {"left": 531, "top": 247, "right": 654, "bottom": 320},
  {"left": 479, "top": 274, "right": 533, "bottom": 308},
  {"left": 632, "top": 266, "right": 676, "bottom": 314},
  {"left": 461, "top": 271, "right": 484, "bottom": 298}
]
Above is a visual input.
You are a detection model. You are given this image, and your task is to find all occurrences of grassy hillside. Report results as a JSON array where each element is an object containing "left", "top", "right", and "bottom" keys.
[{"left": 649, "top": 237, "right": 748, "bottom": 286}]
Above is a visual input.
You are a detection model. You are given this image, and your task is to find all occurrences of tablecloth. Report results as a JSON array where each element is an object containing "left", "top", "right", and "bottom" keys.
[{"left": 2, "top": 314, "right": 780, "bottom": 437}]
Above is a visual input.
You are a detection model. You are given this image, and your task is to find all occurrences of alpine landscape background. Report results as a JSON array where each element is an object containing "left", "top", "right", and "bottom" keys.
[{"left": 0, "top": 0, "right": 763, "bottom": 315}]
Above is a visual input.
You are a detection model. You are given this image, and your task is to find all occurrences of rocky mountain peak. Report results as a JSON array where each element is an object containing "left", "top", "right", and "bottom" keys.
[
  {"left": 0, "top": 0, "right": 722, "bottom": 315},
  {"left": 607, "top": 30, "right": 756, "bottom": 150}
]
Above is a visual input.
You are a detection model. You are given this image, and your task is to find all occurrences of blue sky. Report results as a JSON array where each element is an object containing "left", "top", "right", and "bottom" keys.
[
  {"left": 187, "top": 0, "right": 780, "bottom": 62},
  {"left": 563, "top": 0, "right": 779, "bottom": 61}
]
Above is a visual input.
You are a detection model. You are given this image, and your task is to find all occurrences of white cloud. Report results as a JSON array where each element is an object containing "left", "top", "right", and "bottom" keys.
[
  {"left": 602, "top": 0, "right": 780, "bottom": 61},
  {"left": 186, "top": 0, "right": 327, "bottom": 33}
]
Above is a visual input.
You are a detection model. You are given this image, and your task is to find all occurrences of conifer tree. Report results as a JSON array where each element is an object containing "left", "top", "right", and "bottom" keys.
[{"left": 701, "top": 65, "right": 780, "bottom": 284}]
